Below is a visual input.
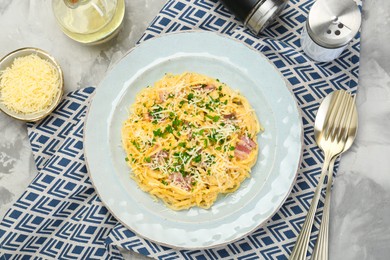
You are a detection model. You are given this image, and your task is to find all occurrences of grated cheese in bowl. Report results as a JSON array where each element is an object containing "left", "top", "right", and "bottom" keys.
[{"left": 0, "top": 48, "right": 63, "bottom": 122}]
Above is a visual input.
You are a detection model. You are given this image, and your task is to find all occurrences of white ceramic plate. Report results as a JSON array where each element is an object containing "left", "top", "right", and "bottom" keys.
[{"left": 85, "top": 31, "right": 302, "bottom": 249}]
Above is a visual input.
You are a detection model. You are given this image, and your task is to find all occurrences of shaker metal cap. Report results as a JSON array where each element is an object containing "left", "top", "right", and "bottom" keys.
[
  {"left": 307, "top": 0, "right": 361, "bottom": 49},
  {"left": 246, "top": 0, "right": 288, "bottom": 34}
]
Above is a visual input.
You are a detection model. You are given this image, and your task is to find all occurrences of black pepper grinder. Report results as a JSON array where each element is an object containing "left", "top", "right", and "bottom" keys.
[{"left": 220, "top": 0, "right": 288, "bottom": 35}]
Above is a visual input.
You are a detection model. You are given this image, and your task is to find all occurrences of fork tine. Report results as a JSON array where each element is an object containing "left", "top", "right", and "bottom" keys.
[
  {"left": 331, "top": 91, "right": 350, "bottom": 142},
  {"left": 339, "top": 94, "right": 356, "bottom": 142},
  {"left": 323, "top": 91, "right": 341, "bottom": 139},
  {"left": 337, "top": 94, "right": 352, "bottom": 141},
  {"left": 325, "top": 91, "right": 347, "bottom": 141},
  {"left": 323, "top": 91, "right": 339, "bottom": 129}
]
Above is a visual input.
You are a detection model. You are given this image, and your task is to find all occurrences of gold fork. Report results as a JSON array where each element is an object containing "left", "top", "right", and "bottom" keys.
[
  {"left": 311, "top": 93, "right": 358, "bottom": 260},
  {"left": 289, "top": 90, "right": 354, "bottom": 260}
]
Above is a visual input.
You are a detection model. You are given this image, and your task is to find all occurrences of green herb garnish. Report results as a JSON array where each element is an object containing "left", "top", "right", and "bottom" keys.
[
  {"left": 131, "top": 140, "right": 140, "bottom": 150},
  {"left": 153, "top": 128, "right": 163, "bottom": 137},
  {"left": 164, "top": 125, "right": 173, "bottom": 134},
  {"left": 193, "top": 154, "right": 202, "bottom": 163},
  {"left": 206, "top": 114, "right": 220, "bottom": 122},
  {"left": 172, "top": 117, "right": 182, "bottom": 129}
]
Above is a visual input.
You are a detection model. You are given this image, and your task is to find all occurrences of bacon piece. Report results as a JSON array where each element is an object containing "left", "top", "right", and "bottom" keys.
[
  {"left": 234, "top": 136, "right": 257, "bottom": 160},
  {"left": 152, "top": 149, "right": 168, "bottom": 159},
  {"left": 240, "top": 136, "right": 256, "bottom": 149},
  {"left": 223, "top": 113, "right": 236, "bottom": 120},
  {"left": 235, "top": 143, "right": 251, "bottom": 154},
  {"left": 193, "top": 84, "right": 216, "bottom": 92},
  {"left": 234, "top": 150, "right": 249, "bottom": 160},
  {"left": 169, "top": 172, "right": 193, "bottom": 191},
  {"left": 157, "top": 91, "right": 168, "bottom": 104},
  {"left": 148, "top": 148, "right": 167, "bottom": 170},
  {"left": 143, "top": 112, "right": 152, "bottom": 121},
  {"left": 204, "top": 84, "right": 216, "bottom": 92}
]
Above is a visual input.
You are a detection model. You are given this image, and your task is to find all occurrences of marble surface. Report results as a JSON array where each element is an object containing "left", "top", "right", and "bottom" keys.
[{"left": 0, "top": 0, "right": 389, "bottom": 259}]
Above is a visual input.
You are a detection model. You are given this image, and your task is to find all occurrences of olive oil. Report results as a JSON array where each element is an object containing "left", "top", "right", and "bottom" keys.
[{"left": 52, "top": 0, "right": 125, "bottom": 45}]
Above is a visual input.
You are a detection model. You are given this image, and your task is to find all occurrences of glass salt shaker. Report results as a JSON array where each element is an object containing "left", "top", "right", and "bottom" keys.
[{"left": 300, "top": 0, "right": 361, "bottom": 62}]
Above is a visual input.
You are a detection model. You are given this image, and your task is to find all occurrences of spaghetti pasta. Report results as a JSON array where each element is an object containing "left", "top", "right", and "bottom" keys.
[{"left": 121, "top": 72, "right": 263, "bottom": 210}]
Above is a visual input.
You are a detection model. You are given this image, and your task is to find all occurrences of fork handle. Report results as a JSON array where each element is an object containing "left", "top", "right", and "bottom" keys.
[
  {"left": 311, "top": 157, "right": 337, "bottom": 260},
  {"left": 289, "top": 153, "right": 332, "bottom": 260}
]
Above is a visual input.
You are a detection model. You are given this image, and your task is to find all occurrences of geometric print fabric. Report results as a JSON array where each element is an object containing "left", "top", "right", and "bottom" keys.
[
  {"left": 1, "top": 87, "right": 121, "bottom": 259},
  {"left": 0, "top": 0, "right": 362, "bottom": 259},
  {"left": 108, "top": 0, "right": 362, "bottom": 258}
]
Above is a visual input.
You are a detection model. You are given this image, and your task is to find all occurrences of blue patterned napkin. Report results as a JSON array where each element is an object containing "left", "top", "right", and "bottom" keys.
[{"left": 0, "top": 0, "right": 362, "bottom": 259}]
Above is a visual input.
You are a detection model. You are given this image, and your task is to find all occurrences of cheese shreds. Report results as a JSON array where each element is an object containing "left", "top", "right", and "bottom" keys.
[
  {"left": 121, "top": 72, "right": 263, "bottom": 210},
  {"left": 0, "top": 54, "right": 60, "bottom": 114}
]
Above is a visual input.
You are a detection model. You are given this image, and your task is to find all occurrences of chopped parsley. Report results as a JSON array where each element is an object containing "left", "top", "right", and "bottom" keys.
[
  {"left": 153, "top": 128, "right": 163, "bottom": 137},
  {"left": 193, "top": 154, "right": 202, "bottom": 163},
  {"left": 164, "top": 125, "right": 173, "bottom": 134},
  {"left": 131, "top": 140, "right": 140, "bottom": 150},
  {"left": 194, "top": 129, "right": 204, "bottom": 136},
  {"left": 203, "top": 139, "right": 208, "bottom": 148},
  {"left": 205, "top": 103, "right": 214, "bottom": 111},
  {"left": 206, "top": 114, "right": 220, "bottom": 122},
  {"left": 149, "top": 105, "right": 163, "bottom": 119},
  {"left": 172, "top": 117, "right": 182, "bottom": 129},
  {"left": 208, "top": 131, "right": 217, "bottom": 144}
]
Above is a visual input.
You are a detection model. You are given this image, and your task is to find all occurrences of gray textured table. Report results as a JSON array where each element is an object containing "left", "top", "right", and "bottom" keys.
[{"left": 0, "top": 0, "right": 389, "bottom": 259}]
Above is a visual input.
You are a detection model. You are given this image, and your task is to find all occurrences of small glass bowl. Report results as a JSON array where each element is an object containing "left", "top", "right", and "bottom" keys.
[{"left": 0, "top": 47, "right": 64, "bottom": 122}]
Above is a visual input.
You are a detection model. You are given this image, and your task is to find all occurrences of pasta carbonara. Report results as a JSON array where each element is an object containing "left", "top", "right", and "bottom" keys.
[{"left": 121, "top": 72, "right": 262, "bottom": 210}]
